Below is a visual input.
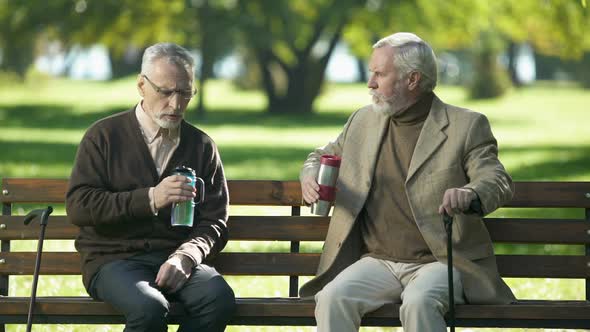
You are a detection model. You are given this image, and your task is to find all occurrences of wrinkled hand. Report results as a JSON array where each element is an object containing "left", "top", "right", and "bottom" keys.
[
  {"left": 155, "top": 255, "right": 194, "bottom": 293},
  {"left": 153, "top": 175, "right": 196, "bottom": 210},
  {"left": 301, "top": 175, "right": 320, "bottom": 204},
  {"left": 438, "top": 188, "right": 477, "bottom": 217}
]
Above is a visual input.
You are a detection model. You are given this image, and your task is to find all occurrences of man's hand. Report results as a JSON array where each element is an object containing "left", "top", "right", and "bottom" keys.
[
  {"left": 155, "top": 254, "right": 194, "bottom": 293},
  {"left": 301, "top": 175, "right": 320, "bottom": 204},
  {"left": 153, "top": 175, "right": 196, "bottom": 210},
  {"left": 438, "top": 188, "right": 477, "bottom": 216}
]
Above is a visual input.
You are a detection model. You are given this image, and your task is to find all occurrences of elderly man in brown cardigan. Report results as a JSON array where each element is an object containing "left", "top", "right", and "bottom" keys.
[
  {"left": 66, "top": 43, "right": 235, "bottom": 332},
  {"left": 300, "top": 32, "right": 515, "bottom": 332}
]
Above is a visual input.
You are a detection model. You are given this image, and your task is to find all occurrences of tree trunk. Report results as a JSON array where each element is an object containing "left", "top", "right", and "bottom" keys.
[
  {"left": 264, "top": 23, "right": 345, "bottom": 114},
  {"left": 196, "top": 0, "right": 211, "bottom": 117},
  {"left": 469, "top": 32, "right": 511, "bottom": 99},
  {"left": 356, "top": 56, "right": 367, "bottom": 83},
  {"left": 507, "top": 41, "right": 523, "bottom": 87},
  {"left": 109, "top": 46, "right": 144, "bottom": 79},
  {"left": 0, "top": 41, "right": 34, "bottom": 78}
]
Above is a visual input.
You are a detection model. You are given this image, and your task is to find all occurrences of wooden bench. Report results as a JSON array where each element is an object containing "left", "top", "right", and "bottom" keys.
[{"left": 1, "top": 178, "right": 590, "bottom": 329}]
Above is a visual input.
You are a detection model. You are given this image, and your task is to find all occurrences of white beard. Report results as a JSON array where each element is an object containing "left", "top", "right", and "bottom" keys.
[
  {"left": 153, "top": 111, "right": 182, "bottom": 129},
  {"left": 369, "top": 75, "right": 417, "bottom": 117},
  {"left": 370, "top": 89, "right": 413, "bottom": 117}
]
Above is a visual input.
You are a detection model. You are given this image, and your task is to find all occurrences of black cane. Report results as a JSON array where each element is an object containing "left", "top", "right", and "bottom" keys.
[
  {"left": 443, "top": 211, "right": 455, "bottom": 332},
  {"left": 443, "top": 199, "right": 482, "bottom": 332},
  {"left": 23, "top": 206, "right": 53, "bottom": 332}
]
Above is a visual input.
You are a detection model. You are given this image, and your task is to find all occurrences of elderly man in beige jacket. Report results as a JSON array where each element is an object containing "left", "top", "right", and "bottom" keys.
[{"left": 299, "top": 32, "right": 515, "bottom": 332}]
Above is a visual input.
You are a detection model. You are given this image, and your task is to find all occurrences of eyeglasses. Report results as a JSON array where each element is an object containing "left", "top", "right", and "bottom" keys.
[{"left": 142, "top": 75, "right": 197, "bottom": 101}]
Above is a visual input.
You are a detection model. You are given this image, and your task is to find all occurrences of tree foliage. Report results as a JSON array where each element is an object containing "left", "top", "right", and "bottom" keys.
[{"left": 1, "top": 0, "right": 589, "bottom": 109}]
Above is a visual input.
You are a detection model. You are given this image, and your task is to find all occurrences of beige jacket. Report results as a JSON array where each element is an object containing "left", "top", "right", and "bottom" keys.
[{"left": 299, "top": 95, "right": 516, "bottom": 304}]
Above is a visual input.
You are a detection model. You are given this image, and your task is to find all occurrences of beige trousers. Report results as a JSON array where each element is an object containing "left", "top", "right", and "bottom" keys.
[{"left": 314, "top": 256, "right": 465, "bottom": 332}]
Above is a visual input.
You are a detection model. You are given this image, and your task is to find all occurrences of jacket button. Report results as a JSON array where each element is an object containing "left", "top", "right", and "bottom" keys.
[
  {"left": 144, "top": 242, "right": 152, "bottom": 251},
  {"left": 337, "top": 242, "right": 342, "bottom": 248}
]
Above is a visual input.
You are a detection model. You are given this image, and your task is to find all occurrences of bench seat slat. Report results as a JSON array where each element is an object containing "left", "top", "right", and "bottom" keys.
[
  {"left": 0, "top": 297, "right": 589, "bottom": 323},
  {"left": 1, "top": 216, "right": 589, "bottom": 244},
  {"left": 1, "top": 252, "right": 588, "bottom": 278}
]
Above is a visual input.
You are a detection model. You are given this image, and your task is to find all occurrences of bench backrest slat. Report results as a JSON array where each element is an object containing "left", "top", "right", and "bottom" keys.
[
  {"left": 3, "top": 179, "right": 590, "bottom": 208},
  {"left": 504, "top": 182, "right": 590, "bottom": 208},
  {"left": 1, "top": 252, "right": 588, "bottom": 278},
  {"left": 0, "top": 215, "right": 332, "bottom": 241},
  {"left": 0, "top": 179, "right": 302, "bottom": 206},
  {"left": 1, "top": 216, "right": 588, "bottom": 244}
]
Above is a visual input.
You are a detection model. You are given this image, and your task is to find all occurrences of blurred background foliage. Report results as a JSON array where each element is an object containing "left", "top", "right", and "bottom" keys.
[{"left": 1, "top": 0, "right": 589, "bottom": 114}]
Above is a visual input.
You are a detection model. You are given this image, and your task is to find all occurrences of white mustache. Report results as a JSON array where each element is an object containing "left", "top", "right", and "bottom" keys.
[
  {"left": 159, "top": 112, "right": 182, "bottom": 117},
  {"left": 369, "top": 90, "right": 391, "bottom": 104}
]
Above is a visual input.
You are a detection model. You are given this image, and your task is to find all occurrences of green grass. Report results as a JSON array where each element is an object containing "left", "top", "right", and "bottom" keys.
[{"left": 1, "top": 78, "right": 589, "bottom": 331}]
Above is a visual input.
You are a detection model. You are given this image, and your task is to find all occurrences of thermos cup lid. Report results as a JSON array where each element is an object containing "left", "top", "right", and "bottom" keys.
[
  {"left": 173, "top": 166, "right": 195, "bottom": 175},
  {"left": 320, "top": 155, "right": 341, "bottom": 167}
]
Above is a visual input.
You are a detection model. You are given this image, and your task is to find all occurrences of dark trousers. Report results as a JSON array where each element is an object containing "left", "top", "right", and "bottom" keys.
[{"left": 89, "top": 250, "right": 235, "bottom": 332}]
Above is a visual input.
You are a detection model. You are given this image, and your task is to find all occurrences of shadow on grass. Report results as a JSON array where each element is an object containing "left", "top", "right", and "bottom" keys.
[
  {"left": 219, "top": 145, "right": 312, "bottom": 180},
  {"left": 0, "top": 104, "right": 352, "bottom": 131},
  {"left": 186, "top": 108, "right": 351, "bottom": 128},
  {"left": 0, "top": 141, "right": 78, "bottom": 166},
  {"left": 0, "top": 104, "right": 124, "bottom": 130},
  {"left": 0, "top": 140, "right": 312, "bottom": 180}
]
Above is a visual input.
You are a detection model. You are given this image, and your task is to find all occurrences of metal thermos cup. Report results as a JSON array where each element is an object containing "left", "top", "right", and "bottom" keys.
[
  {"left": 311, "top": 155, "right": 341, "bottom": 216},
  {"left": 171, "top": 166, "right": 205, "bottom": 227}
]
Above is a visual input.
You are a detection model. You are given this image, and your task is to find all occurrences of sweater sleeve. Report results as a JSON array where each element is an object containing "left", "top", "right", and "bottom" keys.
[
  {"left": 66, "top": 126, "right": 153, "bottom": 226},
  {"left": 172, "top": 141, "right": 229, "bottom": 265}
]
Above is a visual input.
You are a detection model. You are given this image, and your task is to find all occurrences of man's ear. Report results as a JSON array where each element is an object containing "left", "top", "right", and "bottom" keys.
[
  {"left": 408, "top": 71, "right": 421, "bottom": 91},
  {"left": 137, "top": 74, "right": 145, "bottom": 97}
]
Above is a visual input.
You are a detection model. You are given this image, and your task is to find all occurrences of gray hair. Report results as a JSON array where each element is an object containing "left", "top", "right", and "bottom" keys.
[
  {"left": 373, "top": 32, "right": 437, "bottom": 93},
  {"left": 141, "top": 42, "right": 195, "bottom": 77}
]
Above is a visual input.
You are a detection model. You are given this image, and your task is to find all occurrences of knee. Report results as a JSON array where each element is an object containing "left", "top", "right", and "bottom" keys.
[
  {"left": 211, "top": 277, "right": 236, "bottom": 319},
  {"left": 315, "top": 282, "right": 352, "bottom": 309},
  {"left": 185, "top": 276, "right": 236, "bottom": 319},
  {"left": 127, "top": 297, "right": 169, "bottom": 330},
  {"left": 400, "top": 293, "right": 444, "bottom": 317}
]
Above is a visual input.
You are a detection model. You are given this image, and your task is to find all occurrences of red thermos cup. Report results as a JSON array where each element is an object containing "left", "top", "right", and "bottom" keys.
[{"left": 310, "top": 155, "right": 341, "bottom": 216}]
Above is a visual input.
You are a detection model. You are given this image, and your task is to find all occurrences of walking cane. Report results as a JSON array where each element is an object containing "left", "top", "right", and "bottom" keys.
[
  {"left": 442, "top": 211, "right": 456, "bottom": 332},
  {"left": 23, "top": 206, "right": 53, "bottom": 332},
  {"left": 443, "top": 200, "right": 482, "bottom": 332}
]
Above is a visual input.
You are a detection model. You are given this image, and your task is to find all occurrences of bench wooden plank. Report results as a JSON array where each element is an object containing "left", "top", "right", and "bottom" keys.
[
  {"left": 505, "top": 182, "right": 590, "bottom": 208},
  {"left": 0, "top": 297, "right": 589, "bottom": 322},
  {"left": 0, "top": 252, "right": 320, "bottom": 276},
  {"left": 484, "top": 218, "right": 590, "bottom": 244},
  {"left": 1, "top": 179, "right": 302, "bottom": 206},
  {"left": 1, "top": 179, "right": 68, "bottom": 204},
  {"left": 1, "top": 216, "right": 588, "bottom": 244},
  {"left": 3, "top": 179, "right": 590, "bottom": 207},
  {"left": 1, "top": 252, "right": 588, "bottom": 278},
  {"left": 0, "top": 215, "right": 332, "bottom": 241}
]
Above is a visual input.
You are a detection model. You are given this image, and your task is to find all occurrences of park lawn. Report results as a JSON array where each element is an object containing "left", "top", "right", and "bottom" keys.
[{"left": 1, "top": 78, "right": 589, "bottom": 331}]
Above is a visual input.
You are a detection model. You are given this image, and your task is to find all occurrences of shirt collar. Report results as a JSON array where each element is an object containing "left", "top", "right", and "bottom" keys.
[{"left": 135, "top": 102, "right": 181, "bottom": 143}]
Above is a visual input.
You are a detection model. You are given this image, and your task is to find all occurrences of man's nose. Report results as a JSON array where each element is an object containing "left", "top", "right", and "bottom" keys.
[
  {"left": 169, "top": 93, "right": 181, "bottom": 110},
  {"left": 367, "top": 75, "right": 377, "bottom": 89}
]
